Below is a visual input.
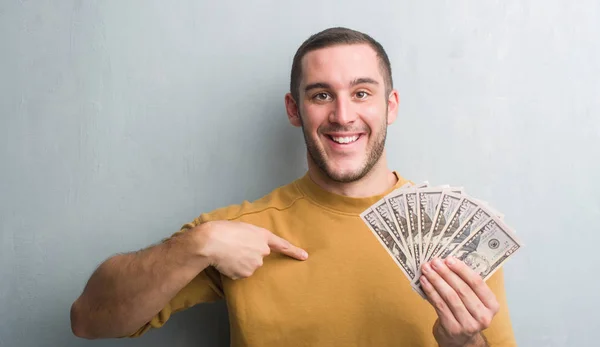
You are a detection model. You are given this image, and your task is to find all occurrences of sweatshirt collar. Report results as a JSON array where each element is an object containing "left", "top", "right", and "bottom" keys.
[{"left": 295, "top": 171, "right": 408, "bottom": 215}]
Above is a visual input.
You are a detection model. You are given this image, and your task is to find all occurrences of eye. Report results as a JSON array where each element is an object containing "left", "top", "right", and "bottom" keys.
[
  {"left": 313, "top": 92, "right": 332, "bottom": 101},
  {"left": 355, "top": 91, "right": 370, "bottom": 100}
]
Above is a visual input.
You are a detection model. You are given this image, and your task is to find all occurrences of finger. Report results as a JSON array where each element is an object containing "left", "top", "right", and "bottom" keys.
[
  {"left": 434, "top": 257, "right": 491, "bottom": 326},
  {"left": 422, "top": 259, "right": 474, "bottom": 327},
  {"left": 445, "top": 256, "right": 499, "bottom": 313},
  {"left": 266, "top": 233, "right": 308, "bottom": 260},
  {"left": 420, "top": 275, "right": 461, "bottom": 335}
]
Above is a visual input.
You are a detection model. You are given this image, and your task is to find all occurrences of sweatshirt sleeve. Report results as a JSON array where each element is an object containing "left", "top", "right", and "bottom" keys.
[{"left": 480, "top": 268, "right": 518, "bottom": 346}]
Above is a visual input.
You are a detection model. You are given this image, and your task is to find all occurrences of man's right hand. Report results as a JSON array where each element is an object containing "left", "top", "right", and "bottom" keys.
[{"left": 193, "top": 221, "right": 309, "bottom": 280}]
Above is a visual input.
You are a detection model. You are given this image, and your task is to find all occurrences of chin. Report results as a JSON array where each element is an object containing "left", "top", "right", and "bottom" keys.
[{"left": 322, "top": 163, "right": 369, "bottom": 183}]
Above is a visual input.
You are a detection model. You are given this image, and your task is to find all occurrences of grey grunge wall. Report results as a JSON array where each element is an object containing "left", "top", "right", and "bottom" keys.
[{"left": 1, "top": 1, "right": 598, "bottom": 346}]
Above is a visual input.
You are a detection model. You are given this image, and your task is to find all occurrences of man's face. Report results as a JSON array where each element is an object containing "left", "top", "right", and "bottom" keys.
[{"left": 286, "top": 44, "right": 398, "bottom": 183}]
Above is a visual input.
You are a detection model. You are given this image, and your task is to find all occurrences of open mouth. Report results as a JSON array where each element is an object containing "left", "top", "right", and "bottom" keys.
[{"left": 326, "top": 134, "right": 362, "bottom": 144}]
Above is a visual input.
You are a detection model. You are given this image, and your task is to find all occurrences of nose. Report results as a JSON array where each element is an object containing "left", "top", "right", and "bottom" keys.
[{"left": 328, "top": 95, "right": 357, "bottom": 125}]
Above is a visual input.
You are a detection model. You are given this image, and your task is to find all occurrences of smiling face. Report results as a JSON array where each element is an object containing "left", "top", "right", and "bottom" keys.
[{"left": 285, "top": 43, "right": 399, "bottom": 183}]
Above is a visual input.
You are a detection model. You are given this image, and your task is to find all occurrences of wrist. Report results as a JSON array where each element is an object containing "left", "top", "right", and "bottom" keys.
[
  {"left": 189, "top": 222, "right": 218, "bottom": 265},
  {"left": 462, "top": 334, "right": 486, "bottom": 347},
  {"left": 437, "top": 335, "right": 486, "bottom": 347},
  {"left": 433, "top": 323, "right": 486, "bottom": 347},
  {"left": 467, "top": 334, "right": 487, "bottom": 347}
]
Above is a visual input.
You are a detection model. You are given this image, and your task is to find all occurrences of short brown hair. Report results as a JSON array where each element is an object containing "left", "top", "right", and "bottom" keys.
[{"left": 289, "top": 27, "right": 393, "bottom": 103}]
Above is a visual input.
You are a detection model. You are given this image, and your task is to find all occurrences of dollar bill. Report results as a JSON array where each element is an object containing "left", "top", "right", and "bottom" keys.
[
  {"left": 404, "top": 190, "right": 422, "bottom": 271},
  {"left": 422, "top": 192, "right": 463, "bottom": 262},
  {"left": 384, "top": 191, "right": 416, "bottom": 270},
  {"left": 413, "top": 181, "right": 430, "bottom": 189},
  {"left": 418, "top": 187, "right": 463, "bottom": 264},
  {"left": 428, "top": 196, "right": 481, "bottom": 261},
  {"left": 435, "top": 206, "right": 494, "bottom": 259},
  {"left": 473, "top": 198, "right": 504, "bottom": 219},
  {"left": 361, "top": 181, "right": 521, "bottom": 301},
  {"left": 410, "top": 197, "right": 487, "bottom": 295},
  {"left": 373, "top": 198, "right": 415, "bottom": 272},
  {"left": 448, "top": 216, "right": 522, "bottom": 280},
  {"left": 360, "top": 208, "right": 416, "bottom": 282}
]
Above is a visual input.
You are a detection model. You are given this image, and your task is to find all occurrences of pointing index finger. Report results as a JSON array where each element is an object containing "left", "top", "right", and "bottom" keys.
[{"left": 267, "top": 233, "right": 308, "bottom": 261}]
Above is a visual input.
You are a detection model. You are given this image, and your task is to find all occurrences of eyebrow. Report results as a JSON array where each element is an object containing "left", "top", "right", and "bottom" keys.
[
  {"left": 304, "top": 77, "right": 379, "bottom": 93},
  {"left": 350, "top": 77, "right": 379, "bottom": 87}
]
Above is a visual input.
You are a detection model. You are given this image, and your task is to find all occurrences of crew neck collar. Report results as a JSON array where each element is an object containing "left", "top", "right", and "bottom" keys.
[{"left": 295, "top": 171, "right": 407, "bottom": 215}]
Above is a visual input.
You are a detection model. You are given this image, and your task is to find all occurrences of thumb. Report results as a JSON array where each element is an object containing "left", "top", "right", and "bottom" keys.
[{"left": 267, "top": 233, "right": 308, "bottom": 261}]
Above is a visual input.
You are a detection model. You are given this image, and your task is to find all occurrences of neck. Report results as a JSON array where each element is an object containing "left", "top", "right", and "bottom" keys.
[{"left": 306, "top": 152, "right": 397, "bottom": 198}]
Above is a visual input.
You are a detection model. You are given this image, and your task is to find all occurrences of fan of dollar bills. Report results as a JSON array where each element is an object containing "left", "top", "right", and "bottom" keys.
[{"left": 360, "top": 181, "right": 523, "bottom": 299}]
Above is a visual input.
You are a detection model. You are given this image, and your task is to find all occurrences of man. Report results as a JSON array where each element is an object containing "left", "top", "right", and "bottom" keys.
[{"left": 70, "top": 27, "right": 516, "bottom": 346}]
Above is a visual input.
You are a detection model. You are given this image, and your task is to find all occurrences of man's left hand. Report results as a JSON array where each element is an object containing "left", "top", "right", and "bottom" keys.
[{"left": 420, "top": 256, "right": 500, "bottom": 347}]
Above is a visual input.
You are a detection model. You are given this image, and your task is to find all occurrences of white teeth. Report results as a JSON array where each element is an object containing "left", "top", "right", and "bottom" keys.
[{"left": 331, "top": 135, "right": 359, "bottom": 144}]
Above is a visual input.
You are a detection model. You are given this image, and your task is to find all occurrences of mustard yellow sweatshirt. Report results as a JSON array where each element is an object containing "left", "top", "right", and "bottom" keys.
[{"left": 129, "top": 172, "right": 516, "bottom": 346}]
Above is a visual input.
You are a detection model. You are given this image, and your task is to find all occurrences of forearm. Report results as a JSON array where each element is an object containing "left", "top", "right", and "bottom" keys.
[{"left": 70, "top": 227, "right": 211, "bottom": 339}]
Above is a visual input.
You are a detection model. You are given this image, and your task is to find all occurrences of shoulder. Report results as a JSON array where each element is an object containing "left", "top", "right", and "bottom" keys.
[{"left": 183, "top": 177, "right": 306, "bottom": 229}]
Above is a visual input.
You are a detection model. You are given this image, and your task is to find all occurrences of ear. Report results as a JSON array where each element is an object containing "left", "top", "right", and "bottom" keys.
[
  {"left": 285, "top": 93, "right": 302, "bottom": 127},
  {"left": 386, "top": 89, "right": 400, "bottom": 125}
]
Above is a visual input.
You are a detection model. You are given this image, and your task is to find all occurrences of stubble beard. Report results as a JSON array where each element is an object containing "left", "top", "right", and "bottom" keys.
[{"left": 299, "top": 111, "right": 388, "bottom": 184}]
